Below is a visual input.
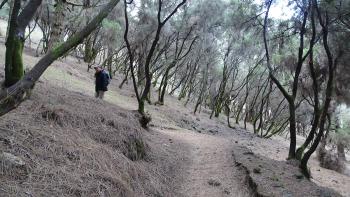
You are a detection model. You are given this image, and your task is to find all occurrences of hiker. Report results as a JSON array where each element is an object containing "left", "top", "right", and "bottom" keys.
[{"left": 94, "top": 65, "right": 110, "bottom": 99}]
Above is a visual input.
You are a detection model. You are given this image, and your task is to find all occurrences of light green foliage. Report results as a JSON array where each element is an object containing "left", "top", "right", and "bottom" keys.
[
  {"left": 101, "top": 18, "right": 123, "bottom": 49},
  {"left": 102, "top": 19, "right": 121, "bottom": 31}
]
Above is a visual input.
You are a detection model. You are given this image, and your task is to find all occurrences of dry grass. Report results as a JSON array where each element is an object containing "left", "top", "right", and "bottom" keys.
[
  {"left": 0, "top": 84, "right": 168, "bottom": 196},
  {"left": 0, "top": 39, "right": 184, "bottom": 196},
  {"left": 0, "top": 33, "right": 349, "bottom": 196}
]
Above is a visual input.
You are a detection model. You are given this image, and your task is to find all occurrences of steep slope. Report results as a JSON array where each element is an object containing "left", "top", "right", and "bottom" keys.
[
  {"left": 0, "top": 83, "right": 180, "bottom": 196},
  {"left": 0, "top": 41, "right": 349, "bottom": 196}
]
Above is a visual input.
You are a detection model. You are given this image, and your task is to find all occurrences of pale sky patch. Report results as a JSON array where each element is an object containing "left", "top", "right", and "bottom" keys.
[
  {"left": 270, "top": 0, "right": 294, "bottom": 20},
  {"left": 255, "top": 0, "right": 295, "bottom": 20}
]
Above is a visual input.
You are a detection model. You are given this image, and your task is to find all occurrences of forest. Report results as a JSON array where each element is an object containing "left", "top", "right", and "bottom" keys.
[{"left": 0, "top": 0, "right": 349, "bottom": 196}]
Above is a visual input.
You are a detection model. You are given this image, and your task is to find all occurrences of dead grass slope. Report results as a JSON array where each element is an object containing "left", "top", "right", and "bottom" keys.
[{"left": 0, "top": 83, "right": 172, "bottom": 197}]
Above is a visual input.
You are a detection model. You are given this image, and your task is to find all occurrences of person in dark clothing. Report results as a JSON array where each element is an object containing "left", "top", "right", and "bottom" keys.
[{"left": 94, "top": 65, "right": 110, "bottom": 99}]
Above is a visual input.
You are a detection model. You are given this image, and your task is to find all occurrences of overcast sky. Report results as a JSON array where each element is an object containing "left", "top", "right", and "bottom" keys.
[{"left": 269, "top": 0, "right": 294, "bottom": 20}]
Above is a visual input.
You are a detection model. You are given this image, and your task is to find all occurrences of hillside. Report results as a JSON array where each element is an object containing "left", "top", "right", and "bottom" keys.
[{"left": 0, "top": 38, "right": 349, "bottom": 197}]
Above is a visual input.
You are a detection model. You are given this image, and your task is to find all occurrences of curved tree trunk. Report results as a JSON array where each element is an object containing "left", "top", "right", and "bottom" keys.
[{"left": 0, "top": 0, "right": 122, "bottom": 117}]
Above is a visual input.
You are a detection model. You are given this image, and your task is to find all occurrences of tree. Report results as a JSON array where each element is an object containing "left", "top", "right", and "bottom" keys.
[
  {"left": 263, "top": 0, "right": 311, "bottom": 159},
  {"left": 299, "top": 0, "right": 344, "bottom": 178},
  {"left": 5, "top": 0, "right": 42, "bottom": 87},
  {"left": 262, "top": 0, "right": 347, "bottom": 178},
  {"left": 123, "top": 0, "right": 187, "bottom": 116},
  {"left": 47, "top": 0, "right": 67, "bottom": 50},
  {"left": 157, "top": 25, "right": 197, "bottom": 105},
  {"left": 0, "top": 0, "right": 122, "bottom": 117}
]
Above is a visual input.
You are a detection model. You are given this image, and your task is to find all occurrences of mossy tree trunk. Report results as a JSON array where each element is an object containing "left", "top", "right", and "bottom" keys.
[
  {"left": 5, "top": 0, "right": 43, "bottom": 87},
  {"left": 0, "top": 0, "right": 122, "bottom": 117},
  {"left": 5, "top": 30, "right": 24, "bottom": 87},
  {"left": 48, "top": 0, "right": 66, "bottom": 50},
  {"left": 5, "top": 0, "right": 22, "bottom": 87}
]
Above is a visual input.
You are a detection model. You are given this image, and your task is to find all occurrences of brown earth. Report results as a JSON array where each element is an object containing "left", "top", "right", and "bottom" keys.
[{"left": 0, "top": 37, "right": 349, "bottom": 197}]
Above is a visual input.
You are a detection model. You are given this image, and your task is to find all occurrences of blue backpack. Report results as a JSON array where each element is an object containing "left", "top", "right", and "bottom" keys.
[{"left": 103, "top": 70, "right": 111, "bottom": 85}]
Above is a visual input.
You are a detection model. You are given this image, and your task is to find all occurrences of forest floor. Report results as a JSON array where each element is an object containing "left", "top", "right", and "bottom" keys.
[
  {"left": 155, "top": 127, "right": 251, "bottom": 196},
  {"left": 0, "top": 29, "right": 350, "bottom": 196}
]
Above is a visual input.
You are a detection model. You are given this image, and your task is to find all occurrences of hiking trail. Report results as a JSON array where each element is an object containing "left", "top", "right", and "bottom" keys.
[{"left": 157, "top": 128, "right": 250, "bottom": 197}]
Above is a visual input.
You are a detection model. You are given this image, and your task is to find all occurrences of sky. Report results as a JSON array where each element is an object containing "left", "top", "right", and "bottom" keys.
[
  {"left": 129, "top": 0, "right": 295, "bottom": 21},
  {"left": 255, "top": 0, "right": 295, "bottom": 20},
  {"left": 269, "top": 0, "right": 295, "bottom": 20}
]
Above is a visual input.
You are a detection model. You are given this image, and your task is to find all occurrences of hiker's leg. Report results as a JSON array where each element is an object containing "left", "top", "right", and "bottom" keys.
[{"left": 98, "top": 91, "right": 105, "bottom": 99}]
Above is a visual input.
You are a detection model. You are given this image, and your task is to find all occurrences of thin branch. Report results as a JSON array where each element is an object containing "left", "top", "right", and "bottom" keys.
[{"left": 0, "top": 0, "right": 8, "bottom": 9}]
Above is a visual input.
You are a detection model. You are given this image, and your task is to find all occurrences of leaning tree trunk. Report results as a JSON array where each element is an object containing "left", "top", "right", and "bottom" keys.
[
  {"left": 0, "top": 0, "right": 122, "bottom": 117},
  {"left": 159, "top": 63, "right": 175, "bottom": 104}
]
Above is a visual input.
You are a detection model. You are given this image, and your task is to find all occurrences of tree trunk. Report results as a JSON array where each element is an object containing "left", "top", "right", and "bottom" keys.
[
  {"left": 48, "top": 0, "right": 66, "bottom": 50},
  {"left": 5, "top": 0, "right": 43, "bottom": 87},
  {"left": 5, "top": 0, "right": 22, "bottom": 87},
  {"left": 159, "top": 66, "right": 172, "bottom": 104},
  {"left": 5, "top": 36, "right": 24, "bottom": 87},
  {"left": 0, "top": 0, "right": 121, "bottom": 117},
  {"left": 107, "top": 47, "right": 113, "bottom": 79},
  {"left": 300, "top": 1, "right": 336, "bottom": 178},
  {"left": 337, "top": 142, "right": 346, "bottom": 161},
  {"left": 288, "top": 104, "right": 297, "bottom": 159},
  {"left": 84, "top": 37, "right": 93, "bottom": 63}
]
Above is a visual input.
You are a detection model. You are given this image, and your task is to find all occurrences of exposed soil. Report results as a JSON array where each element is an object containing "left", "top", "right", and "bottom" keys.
[
  {"left": 0, "top": 33, "right": 349, "bottom": 196},
  {"left": 234, "top": 145, "right": 342, "bottom": 197},
  {"left": 155, "top": 128, "right": 251, "bottom": 197}
]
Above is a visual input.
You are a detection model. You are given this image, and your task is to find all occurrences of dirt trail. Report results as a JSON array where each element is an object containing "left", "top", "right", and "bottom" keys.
[{"left": 157, "top": 128, "right": 250, "bottom": 197}]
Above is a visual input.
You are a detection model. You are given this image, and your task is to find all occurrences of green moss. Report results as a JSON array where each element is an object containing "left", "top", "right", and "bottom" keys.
[
  {"left": 138, "top": 100, "right": 145, "bottom": 114},
  {"left": 51, "top": 34, "right": 83, "bottom": 59},
  {"left": 135, "top": 138, "right": 146, "bottom": 159},
  {"left": 2, "top": 95, "right": 16, "bottom": 106},
  {"left": 5, "top": 36, "right": 25, "bottom": 87},
  {"left": 299, "top": 163, "right": 311, "bottom": 179},
  {"left": 51, "top": 43, "right": 65, "bottom": 59},
  {"left": 83, "top": 40, "right": 98, "bottom": 63},
  {"left": 295, "top": 145, "right": 305, "bottom": 161},
  {"left": 102, "top": 19, "right": 120, "bottom": 31},
  {"left": 126, "top": 137, "right": 146, "bottom": 161}
]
